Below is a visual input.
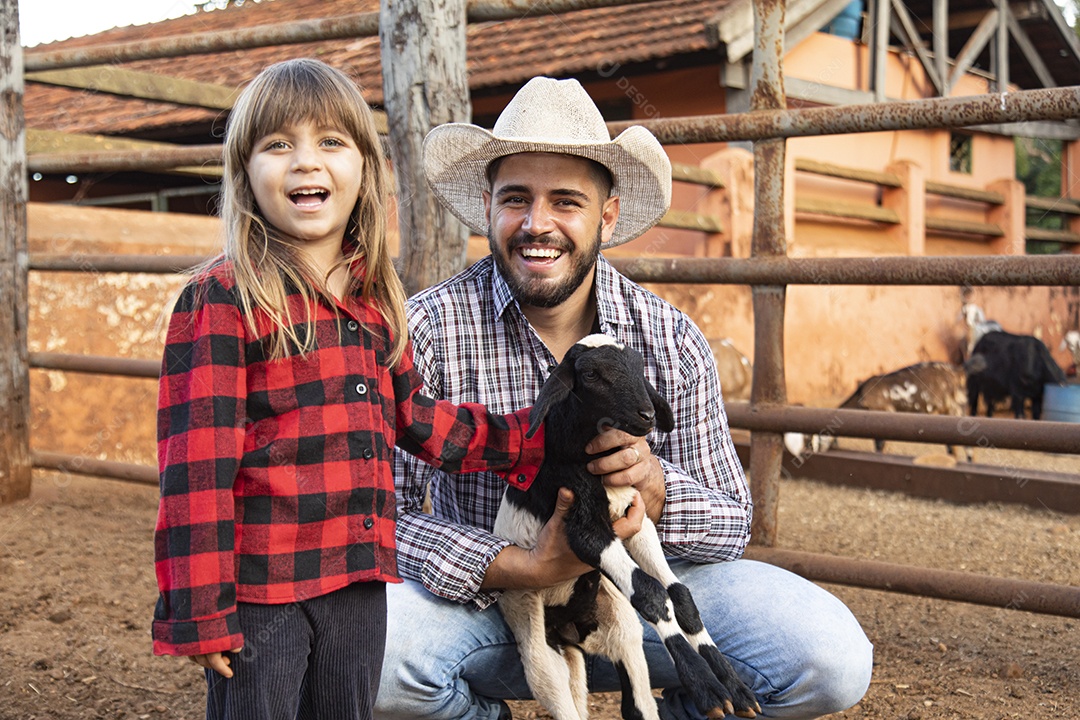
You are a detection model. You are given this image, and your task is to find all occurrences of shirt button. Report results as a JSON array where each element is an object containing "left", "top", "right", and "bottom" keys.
[
  {"left": 362, "top": 448, "right": 373, "bottom": 459},
  {"left": 355, "top": 382, "right": 368, "bottom": 396},
  {"left": 517, "top": 473, "right": 527, "bottom": 485},
  {"left": 363, "top": 517, "right": 374, "bottom": 529},
  {"left": 347, "top": 320, "right": 359, "bottom": 332}
]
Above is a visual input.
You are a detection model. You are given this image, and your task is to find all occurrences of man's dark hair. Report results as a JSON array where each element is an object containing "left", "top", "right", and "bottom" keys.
[{"left": 486, "top": 154, "right": 614, "bottom": 199}]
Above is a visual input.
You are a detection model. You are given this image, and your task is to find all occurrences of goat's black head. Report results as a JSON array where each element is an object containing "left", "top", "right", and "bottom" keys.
[{"left": 526, "top": 335, "right": 674, "bottom": 443}]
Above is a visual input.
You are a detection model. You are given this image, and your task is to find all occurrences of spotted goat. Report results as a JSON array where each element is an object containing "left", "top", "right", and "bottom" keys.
[{"left": 494, "top": 334, "right": 759, "bottom": 720}]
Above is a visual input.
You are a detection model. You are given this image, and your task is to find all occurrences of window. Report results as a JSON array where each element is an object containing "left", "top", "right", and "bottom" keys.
[{"left": 949, "top": 133, "right": 973, "bottom": 174}]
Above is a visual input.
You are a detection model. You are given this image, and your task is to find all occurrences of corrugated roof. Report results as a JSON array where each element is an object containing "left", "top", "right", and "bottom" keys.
[{"left": 25, "top": 0, "right": 730, "bottom": 138}]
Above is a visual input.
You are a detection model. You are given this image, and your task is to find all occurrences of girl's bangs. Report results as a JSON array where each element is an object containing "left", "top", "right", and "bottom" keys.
[{"left": 242, "top": 63, "right": 372, "bottom": 151}]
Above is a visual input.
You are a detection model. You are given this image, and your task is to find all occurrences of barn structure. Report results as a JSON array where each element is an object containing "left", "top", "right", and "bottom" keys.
[{"left": 2, "top": 0, "right": 1079, "bottom": 617}]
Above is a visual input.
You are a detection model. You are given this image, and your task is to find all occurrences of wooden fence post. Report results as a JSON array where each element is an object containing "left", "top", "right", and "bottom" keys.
[
  {"left": 380, "top": 0, "right": 472, "bottom": 296},
  {"left": 1, "top": 0, "right": 31, "bottom": 505}
]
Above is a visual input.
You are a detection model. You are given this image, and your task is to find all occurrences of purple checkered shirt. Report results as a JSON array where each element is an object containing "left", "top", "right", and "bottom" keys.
[{"left": 393, "top": 255, "right": 752, "bottom": 608}]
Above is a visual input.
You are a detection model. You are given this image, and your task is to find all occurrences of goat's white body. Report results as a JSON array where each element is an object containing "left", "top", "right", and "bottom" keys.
[{"left": 494, "top": 486, "right": 663, "bottom": 720}]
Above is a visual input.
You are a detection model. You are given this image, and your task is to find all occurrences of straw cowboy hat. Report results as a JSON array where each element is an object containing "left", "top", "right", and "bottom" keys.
[{"left": 423, "top": 76, "right": 672, "bottom": 248}]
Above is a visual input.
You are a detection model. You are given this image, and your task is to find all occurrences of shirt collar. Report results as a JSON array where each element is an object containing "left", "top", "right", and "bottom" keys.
[{"left": 488, "top": 254, "right": 634, "bottom": 329}]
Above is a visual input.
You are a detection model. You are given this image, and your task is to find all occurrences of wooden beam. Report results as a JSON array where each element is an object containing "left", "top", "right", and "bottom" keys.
[
  {"left": 949, "top": 9, "right": 999, "bottom": 91},
  {"left": 796, "top": 197, "right": 902, "bottom": 224},
  {"left": 795, "top": 158, "right": 903, "bottom": 187},
  {"left": 1026, "top": 195, "right": 1080, "bottom": 214},
  {"left": 934, "top": 0, "right": 949, "bottom": 96},
  {"left": 671, "top": 162, "right": 725, "bottom": 188},
  {"left": 0, "top": 0, "right": 31, "bottom": 505},
  {"left": 380, "top": 0, "right": 471, "bottom": 297},
  {"left": 25, "top": 66, "right": 240, "bottom": 110},
  {"left": 890, "top": 0, "right": 943, "bottom": 94},
  {"left": 1026, "top": 227, "right": 1080, "bottom": 243},
  {"left": 925, "top": 216, "right": 1004, "bottom": 235},
  {"left": 27, "top": 128, "right": 221, "bottom": 178},
  {"left": 925, "top": 180, "right": 1005, "bottom": 204},
  {"left": 658, "top": 209, "right": 724, "bottom": 233},
  {"left": 993, "top": 0, "right": 1009, "bottom": 91},
  {"left": 871, "top": 0, "right": 891, "bottom": 101},
  {"left": 1004, "top": 7, "right": 1057, "bottom": 88}
]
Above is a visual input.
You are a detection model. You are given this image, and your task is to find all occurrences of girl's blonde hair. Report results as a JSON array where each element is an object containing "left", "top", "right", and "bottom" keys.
[{"left": 216, "top": 58, "right": 407, "bottom": 366}]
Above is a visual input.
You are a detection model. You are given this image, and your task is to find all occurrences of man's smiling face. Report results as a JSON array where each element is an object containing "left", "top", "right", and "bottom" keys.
[{"left": 484, "top": 152, "right": 619, "bottom": 309}]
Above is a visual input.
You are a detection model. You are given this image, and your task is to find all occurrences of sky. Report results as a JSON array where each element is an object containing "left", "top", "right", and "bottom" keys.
[{"left": 19, "top": 1, "right": 204, "bottom": 48}]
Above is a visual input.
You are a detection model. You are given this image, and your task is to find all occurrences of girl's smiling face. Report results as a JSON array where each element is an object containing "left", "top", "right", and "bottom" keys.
[{"left": 246, "top": 120, "right": 364, "bottom": 260}]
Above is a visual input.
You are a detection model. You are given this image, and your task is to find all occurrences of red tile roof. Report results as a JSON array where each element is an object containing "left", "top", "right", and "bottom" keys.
[{"left": 25, "top": 0, "right": 731, "bottom": 138}]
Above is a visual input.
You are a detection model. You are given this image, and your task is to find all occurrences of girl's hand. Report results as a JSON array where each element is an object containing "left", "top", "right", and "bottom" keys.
[{"left": 191, "top": 648, "right": 243, "bottom": 678}]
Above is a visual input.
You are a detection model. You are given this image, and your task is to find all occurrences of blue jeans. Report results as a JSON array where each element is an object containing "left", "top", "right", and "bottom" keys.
[{"left": 374, "top": 559, "right": 872, "bottom": 719}]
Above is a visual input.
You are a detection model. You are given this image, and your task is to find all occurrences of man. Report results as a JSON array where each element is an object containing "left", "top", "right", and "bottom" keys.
[{"left": 376, "top": 77, "right": 872, "bottom": 720}]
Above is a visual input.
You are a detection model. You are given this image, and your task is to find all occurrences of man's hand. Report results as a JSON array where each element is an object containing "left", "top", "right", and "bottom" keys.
[
  {"left": 190, "top": 648, "right": 243, "bottom": 678},
  {"left": 482, "top": 488, "right": 592, "bottom": 590},
  {"left": 585, "top": 428, "right": 666, "bottom": 523}
]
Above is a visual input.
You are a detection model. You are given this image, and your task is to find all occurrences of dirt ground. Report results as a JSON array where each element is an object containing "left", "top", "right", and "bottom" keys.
[{"left": 1, "top": 451, "right": 1078, "bottom": 720}]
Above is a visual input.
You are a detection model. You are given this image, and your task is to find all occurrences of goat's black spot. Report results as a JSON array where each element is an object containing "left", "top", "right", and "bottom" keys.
[
  {"left": 628, "top": 569, "right": 670, "bottom": 624},
  {"left": 543, "top": 570, "right": 601, "bottom": 650},
  {"left": 668, "top": 583, "right": 704, "bottom": 634}
]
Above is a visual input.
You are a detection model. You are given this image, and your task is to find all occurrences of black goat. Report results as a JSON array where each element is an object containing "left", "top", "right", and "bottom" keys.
[
  {"left": 493, "top": 334, "right": 759, "bottom": 720},
  {"left": 965, "top": 331, "right": 1066, "bottom": 419}
]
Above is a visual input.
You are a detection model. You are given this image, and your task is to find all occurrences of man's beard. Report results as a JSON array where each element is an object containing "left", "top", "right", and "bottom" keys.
[{"left": 489, "top": 225, "right": 602, "bottom": 309}]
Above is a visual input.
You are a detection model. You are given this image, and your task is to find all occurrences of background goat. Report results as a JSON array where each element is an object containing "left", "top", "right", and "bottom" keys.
[
  {"left": 961, "top": 303, "right": 1003, "bottom": 359},
  {"left": 493, "top": 334, "right": 759, "bottom": 720},
  {"left": 965, "top": 330, "right": 1066, "bottom": 419},
  {"left": 785, "top": 362, "right": 970, "bottom": 462}
]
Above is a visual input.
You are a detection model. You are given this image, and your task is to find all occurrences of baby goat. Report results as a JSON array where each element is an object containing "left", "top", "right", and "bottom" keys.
[{"left": 493, "top": 334, "right": 759, "bottom": 720}]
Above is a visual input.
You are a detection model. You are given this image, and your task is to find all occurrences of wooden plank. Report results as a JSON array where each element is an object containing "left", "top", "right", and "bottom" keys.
[
  {"left": 925, "top": 180, "right": 1005, "bottom": 204},
  {"left": 795, "top": 197, "right": 901, "bottom": 224},
  {"left": 380, "top": 0, "right": 471, "bottom": 296},
  {"left": 1026, "top": 195, "right": 1080, "bottom": 215},
  {"left": 1025, "top": 227, "right": 1080, "bottom": 243},
  {"left": 890, "top": 0, "right": 943, "bottom": 94},
  {"left": 795, "top": 158, "right": 903, "bottom": 187},
  {"left": 670, "top": 162, "right": 725, "bottom": 188},
  {"left": 1005, "top": 8, "right": 1056, "bottom": 88},
  {"left": 28, "top": 202, "right": 221, "bottom": 254},
  {"left": 925, "top": 216, "right": 1004, "bottom": 236},
  {"left": 25, "top": 66, "right": 240, "bottom": 110},
  {"left": 658, "top": 209, "right": 724, "bottom": 233},
  {"left": 28, "top": 129, "right": 222, "bottom": 178},
  {"left": 949, "top": 9, "right": 999, "bottom": 91},
  {"left": 0, "top": 0, "right": 31, "bottom": 505}
]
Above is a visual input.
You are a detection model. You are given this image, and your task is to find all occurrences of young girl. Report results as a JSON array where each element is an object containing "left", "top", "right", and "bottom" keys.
[{"left": 151, "top": 59, "right": 543, "bottom": 719}]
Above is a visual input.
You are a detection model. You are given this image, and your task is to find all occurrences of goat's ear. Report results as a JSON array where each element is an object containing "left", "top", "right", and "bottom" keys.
[
  {"left": 527, "top": 360, "right": 576, "bottom": 438},
  {"left": 647, "top": 380, "right": 675, "bottom": 433}
]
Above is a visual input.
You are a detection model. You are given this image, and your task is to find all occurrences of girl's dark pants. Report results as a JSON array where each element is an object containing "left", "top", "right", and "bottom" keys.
[{"left": 205, "top": 581, "right": 387, "bottom": 720}]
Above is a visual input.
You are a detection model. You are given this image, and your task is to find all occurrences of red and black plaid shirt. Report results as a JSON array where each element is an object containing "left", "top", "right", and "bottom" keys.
[{"left": 152, "top": 260, "right": 544, "bottom": 657}]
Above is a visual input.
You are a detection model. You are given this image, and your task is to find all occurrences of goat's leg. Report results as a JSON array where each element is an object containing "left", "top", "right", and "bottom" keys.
[
  {"left": 623, "top": 522, "right": 760, "bottom": 718},
  {"left": 580, "top": 579, "right": 659, "bottom": 720},
  {"left": 499, "top": 590, "right": 585, "bottom": 720},
  {"left": 565, "top": 645, "right": 589, "bottom": 720},
  {"left": 575, "top": 533, "right": 746, "bottom": 718}
]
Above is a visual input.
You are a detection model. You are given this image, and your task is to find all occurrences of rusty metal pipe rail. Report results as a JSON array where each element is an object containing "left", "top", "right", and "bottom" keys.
[
  {"left": 29, "top": 254, "right": 206, "bottom": 274},
  {"left": 31, "top": 451, "right": 157, "bottom": 486},
  {"left": 744, "top": 548, "right": 1080, "bottom": 618},
  {"left": 29, "top": 352, "right": 159, "bottom": 379},
  {"left": 609, "top": 86, "right": 1080, "bottom": 142},
  {"left": 726, "top": 402, "right": 1080, "bottom": 455},
  {"left": 612, "top": 255, "right": 1080, "bottom": 286},
  {"left": 24, "top": 0, "right": 656, "bottom": 72}
]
